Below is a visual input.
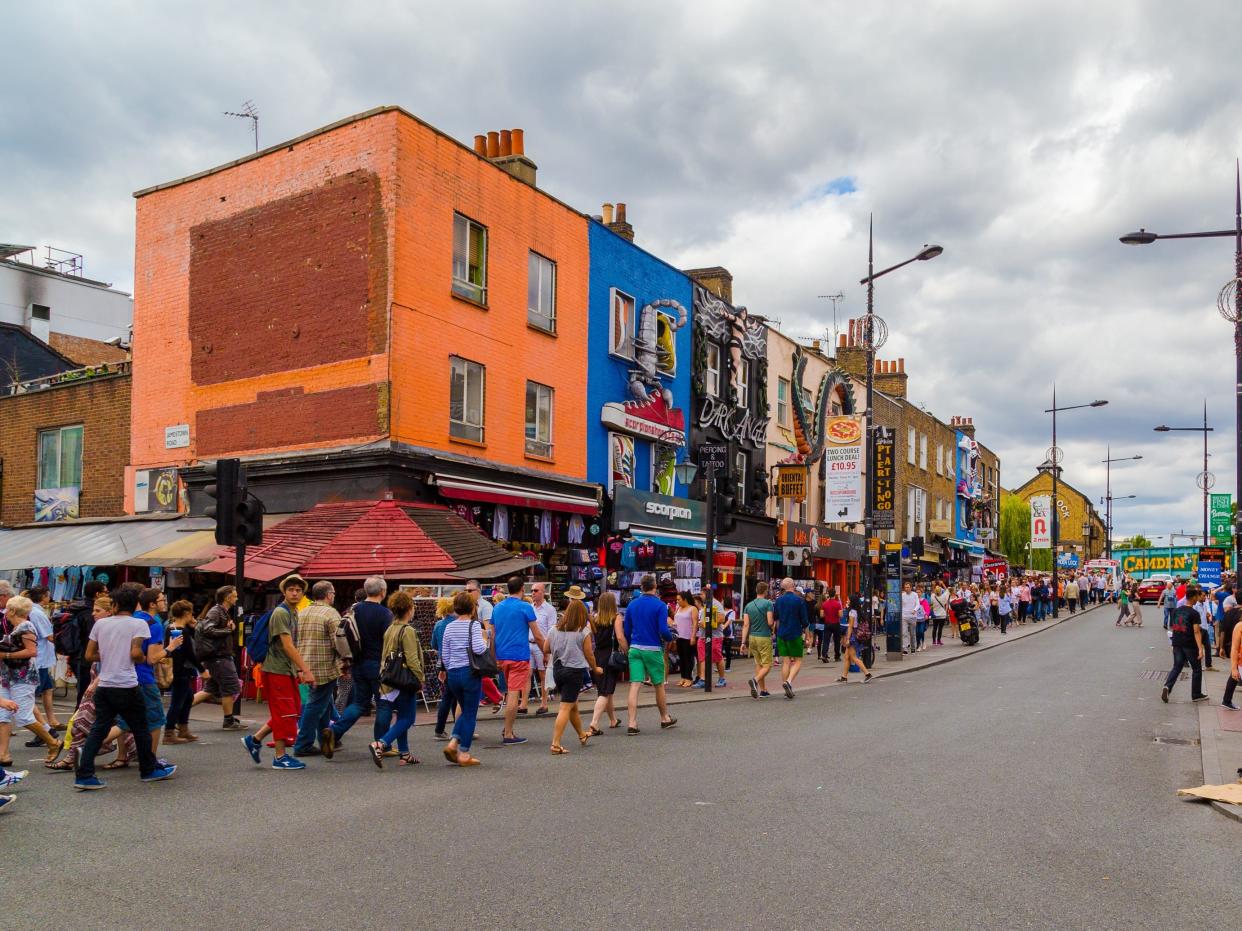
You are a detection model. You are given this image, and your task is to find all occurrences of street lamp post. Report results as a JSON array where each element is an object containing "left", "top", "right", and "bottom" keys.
[
  {"left": 1044, "top": 387, "right": 1108, "bottom": 617},
  {"left": 1121, "top": 161, "right": 1242, "bottom": 569},
  {"left": 1101, "top": 493, "right": 1137, "bottom": 556},
  {"left": 1102, "top": 448, "right": 1143, "bottom": 560},
  {"left": 1154, "top": 400, "right": 1214, "bottom": 547},
  {"left": 858, "top": 217, "right": 942, "bottom": 658}
]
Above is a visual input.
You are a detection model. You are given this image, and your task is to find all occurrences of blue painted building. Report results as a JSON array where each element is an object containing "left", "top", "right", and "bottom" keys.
[{"left": 586, "top": 220, "right": 694, "bottom": 499}]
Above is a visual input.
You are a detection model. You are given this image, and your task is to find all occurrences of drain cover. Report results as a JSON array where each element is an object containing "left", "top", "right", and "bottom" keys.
[
  {"left": 1152, "top": 736, "right": 1200, "bottom": 746},
  {"left": 1140, "top": 669, "right": 1187, "bottom": 680}
]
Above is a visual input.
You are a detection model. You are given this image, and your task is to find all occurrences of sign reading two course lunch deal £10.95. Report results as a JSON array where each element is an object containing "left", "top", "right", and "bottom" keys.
[{"left": 823, "top": 415, "right": 863, "bottom": 523}]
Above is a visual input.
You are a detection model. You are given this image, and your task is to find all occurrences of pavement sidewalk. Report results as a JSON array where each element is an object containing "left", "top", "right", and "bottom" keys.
[{"left": 1196, "top": 677, "right": 1242, "bottom": 823}]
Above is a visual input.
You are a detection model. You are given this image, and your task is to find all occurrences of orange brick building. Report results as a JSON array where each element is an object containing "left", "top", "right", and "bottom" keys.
[{"left": 128, "top": 107, "right": 597, "bottom": 524}]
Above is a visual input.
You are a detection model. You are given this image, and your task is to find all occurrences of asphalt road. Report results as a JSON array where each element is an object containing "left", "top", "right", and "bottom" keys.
[{"left": 8, "top": 608, "right": 1239, "bottom": 931}]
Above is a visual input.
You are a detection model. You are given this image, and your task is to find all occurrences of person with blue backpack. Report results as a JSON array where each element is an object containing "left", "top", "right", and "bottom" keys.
[{"left": 242, "top": 576, "right": 316, "bottom": 771}]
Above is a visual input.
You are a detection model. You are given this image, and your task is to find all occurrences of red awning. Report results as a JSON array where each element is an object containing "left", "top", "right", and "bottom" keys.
[
  {"left": 198, "top": 500, "right": 534, "bottom": 582},
  {"left": 435, "top": 475, "right": 598, "bottom": 515}
]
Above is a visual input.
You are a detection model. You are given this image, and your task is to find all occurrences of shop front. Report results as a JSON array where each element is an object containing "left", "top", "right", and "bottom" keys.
[
  {"left": 609, "top": 485, "right": 780, "bottom": 608},
  {"left": 778, "top": 520, "right": 863, "bottom": 594}
]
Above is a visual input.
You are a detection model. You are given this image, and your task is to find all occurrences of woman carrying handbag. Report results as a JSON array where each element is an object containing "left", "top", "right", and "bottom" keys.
[
  {"left": 438, "top": 591, "right": 494, "bottom": 767},
  {"left": 369, "top": 591, "right": 425, "bottom": 769}
]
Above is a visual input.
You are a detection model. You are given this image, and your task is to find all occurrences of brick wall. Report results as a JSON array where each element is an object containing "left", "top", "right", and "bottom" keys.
[{"left": 0, "top": 374, "right": 130, "bottom": 525}]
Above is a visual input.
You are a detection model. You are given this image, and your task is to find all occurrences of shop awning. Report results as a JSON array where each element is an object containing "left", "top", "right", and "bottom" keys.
[
  {"left": 0, "top": 516, "right": 214, "bottom": 572},
  {"left": 748, "top": 549, "right": 786, "bottom": 562},
  {"left": 945, "top": 539, "right": 986, "bottom": 557},
  {"left": 197, "top": 500, "right": 536, "bottom": 582},
  {"left": 435, "top": 474, "right": 599, "bottom": 515},
  {"left": 121, "top": 515, "right": 294, "bottom": 568},
  {"left": 629, "top": 530, "right": 761, "bottom": 559}
]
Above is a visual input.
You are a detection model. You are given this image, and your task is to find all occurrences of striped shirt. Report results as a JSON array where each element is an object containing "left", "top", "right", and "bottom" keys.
[{"left": 440, "top": 617, "right": 487, "bottom": 669}]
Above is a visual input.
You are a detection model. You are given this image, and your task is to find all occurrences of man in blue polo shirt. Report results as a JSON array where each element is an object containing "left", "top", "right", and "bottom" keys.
[
  {"left": 620, "top": 574, "right": 677, "bottom": 735},
  {"left": 772, "top": 578, "right": 809, "bottom": 699},
  {"left": 491, "top": 576, "right": 546, "bottom": 746}
]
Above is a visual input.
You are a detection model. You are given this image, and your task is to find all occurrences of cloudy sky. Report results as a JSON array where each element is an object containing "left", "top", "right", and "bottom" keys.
[{"left": 5, "top": 1, "right": 1241, "bottom": 543}]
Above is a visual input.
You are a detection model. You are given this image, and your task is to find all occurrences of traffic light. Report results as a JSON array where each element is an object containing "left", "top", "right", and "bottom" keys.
[
  {"left": 234, "top": 493, "right": 264, "bottom": 547},
  {"left": 910, "top": 536, "right": 925, "bottom": 557},
  {"left": 204, "top": 458, "right": 241, "bottom": 546},
  {"left": 715, "top": 486, "right": 737, "bottom": 535}
]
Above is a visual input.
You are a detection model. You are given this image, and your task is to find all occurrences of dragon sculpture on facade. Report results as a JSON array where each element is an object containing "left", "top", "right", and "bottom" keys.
[
  {"left": 629, "top": 298, "right": 688, "bottom": 405},
  {"left": 788, "top": 346, "right": 857, "bottom": 465}
]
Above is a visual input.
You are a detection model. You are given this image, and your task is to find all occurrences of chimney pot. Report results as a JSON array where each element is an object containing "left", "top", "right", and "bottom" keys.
[
  {"left": 838, "top": 333, "right": 847, "bottom": 348},
  {"left": 473, "top": 134, "right": 487, "bottom": 155},
  {"left": 616, "top": 202, "right": 627, "bottom": 223},
  {"left": 848, "top": 319, "right": 856, "bottom": 345},
  {"left": 499, "top": 129, "right": 512, "bottom": 156},
  {"left": 486, "top": 131, "right": 500, "bottom": 158},
  {"left": 898, "top": 357, "right": 905, "bottom": 374},
  {"left": 602, "top": 203, "right": 614, "bottom": 224},
  {"left": 511, "top": 128, "right": 525, "bottom": 155}
]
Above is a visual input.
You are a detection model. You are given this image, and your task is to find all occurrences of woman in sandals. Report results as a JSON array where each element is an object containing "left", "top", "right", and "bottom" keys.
[
  {"left": 369, "top": 590, "right": 425, "bottom": 769},
  {"left": 587, "top": 592, "right": 623, "bottom": 734},
  {"left": 0, "top": 595, "right": 62, "bottom": 767},
  {"left": 547, "top": 600, "right": 603, "bottom": 754},
  {"left": 438, "top": 591, "right": 489, "bottom": 767},
  {"left": 837, "top": 594, "right": 873, "bottom": 684}
]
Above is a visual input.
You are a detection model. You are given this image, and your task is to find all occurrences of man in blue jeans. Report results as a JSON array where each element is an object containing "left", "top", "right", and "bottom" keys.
[
  {"left": 293, "top": 581, "right": 343, "bottom": 758},
  {"left": 330, "top": 576, "right": 392, "bottom": 749}
]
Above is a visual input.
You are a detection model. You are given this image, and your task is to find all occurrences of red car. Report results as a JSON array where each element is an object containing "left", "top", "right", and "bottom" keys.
[{"left": 1136, "top": 575, "right": 1173, "bottom": 604}]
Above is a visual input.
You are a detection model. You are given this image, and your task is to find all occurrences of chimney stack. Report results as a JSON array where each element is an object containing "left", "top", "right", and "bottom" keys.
[
  {"left": 874, "top": 356, "right": 909, "bottom": 398},
  {"left": 478, "top": 127, "right": 538, "bottom": 186},
  {"left": 684, "top": 267, "right": 734, "bottom": 304},
  {"left": 605, "top": 201, "right": 635, "bottom": 241}
]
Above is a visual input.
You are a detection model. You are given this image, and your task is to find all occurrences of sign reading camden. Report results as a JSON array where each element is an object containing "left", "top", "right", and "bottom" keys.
[
  {"left": 823, "top": 415, "right": 863, "bottom": 523},
  {"left": 698, "top": 395, "right": 768, "bottom": 448},
  {"left": 613, "top": 485, "right": 705, "bottom": 531}
]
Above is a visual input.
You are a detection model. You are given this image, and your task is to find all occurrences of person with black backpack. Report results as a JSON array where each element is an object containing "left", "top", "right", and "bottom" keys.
[
  {"left": 191, "top": 586, "right": 247, "bottom": 730},
  {"left": 63, "top": 581, "right": 106, "bottom": 708},
  {"left": 837, "top": 594, "right": 873, "bottom": 683}
]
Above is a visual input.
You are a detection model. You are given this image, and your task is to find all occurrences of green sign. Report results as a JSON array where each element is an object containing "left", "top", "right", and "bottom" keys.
[{"left": 1210, "top": 493, "right": 1232, "bottom": 544}]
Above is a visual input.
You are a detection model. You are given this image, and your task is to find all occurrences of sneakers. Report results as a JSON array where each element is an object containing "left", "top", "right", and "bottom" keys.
[
  {"left": 433, "top": 732, "right": 451, "bottom": 741},
  {"left": 691, "top": 680, "right": 705, "bottom": 689},
  {"left": 1191, "top": 694, "right": 1210, "bottom": 702},
  {"left": 502, "top": 736, "right": 528, "bottom": 746},
  {"left": 660, "top": 717, "right": 678, "bottom": 730},
  {"left": 782, "top": 681, "right": 795, "bottom": 700},
  {"left": 748, "top": 678, "right": 759, "bottom": 699},
  {"left": 272, "top": 754, "right": 306, "bottom": 770},
  {"left": 1161, "top": 686, "right": 1169, "bottom": 703},
  {"left": 0, "top": 793, "right": 14, "bottom": 813},
  {"left": 0, "top": 769, "right": 29, "bottom": 788},
  {"left": 74, "top": 776, "right": 106, "bottom": 791},
  {"left": 716, "top": 677, "right": 727, "bottom": 688},
  {"left": 1223, "top": 701, "right": 1239, "bottom": 711},
  {"left": 242, "top": 735, "right": 262, "bottom": 765},
  {"left": 141, "top": 765, "right": 177, "bottom": 783},
  {"left": 222, "top": 716, "right": 248, "bottom": 730}
]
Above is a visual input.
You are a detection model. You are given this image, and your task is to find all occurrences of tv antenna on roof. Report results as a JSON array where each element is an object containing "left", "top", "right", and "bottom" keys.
[
  {"left": 224, "top": 100, "right": 259, "bottom": 152},
  {"left": 818, "top": 292, "right": 845, "bottom": 347}
]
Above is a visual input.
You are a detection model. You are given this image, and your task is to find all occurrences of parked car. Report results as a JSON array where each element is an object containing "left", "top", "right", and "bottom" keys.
[{"left": 1136, "top": 575, "right": 1173, "bottom": 604}]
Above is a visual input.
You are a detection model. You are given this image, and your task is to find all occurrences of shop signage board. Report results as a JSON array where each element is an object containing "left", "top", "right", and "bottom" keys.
[
  {"left": 698, "top": 443, "right": 729, "bottom": 471},
  {"left": 872, "top": 428, "right": 895, "bottom": 530},
  {"left": 1030, "top": 495, "right": 1051, "bottom": 548},
  {"left": 613, "top": 485, "right": 705, "bottom": 532},
  {"left": 982, "top": 557, "right": 1008, "bottom": 578},
  {"left": 1056, "top": 552, "right": 1079, "bottom": 569},
  {"left": 1210, "top": 494, "right": 1232, "bottom": 543},
  {"left": 823, "top": 415, "right": 863, "bottom": 523},
  {"left": 928, "top": 518, "right": 952, "bottom": 535},
  {"left": 164, "top": 423, "right": 191, "bottom": 449},
  {"left": 775, "top": 464, "right": 807, "bottom": 501},
  {"left": 1198, "top": 546, "right": 1226, "bottom": 585}
]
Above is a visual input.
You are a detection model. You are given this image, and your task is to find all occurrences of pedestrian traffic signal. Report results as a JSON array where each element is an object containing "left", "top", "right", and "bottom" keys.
[{"left": 203, "top": 458, "right": 241, "bottom": 546}]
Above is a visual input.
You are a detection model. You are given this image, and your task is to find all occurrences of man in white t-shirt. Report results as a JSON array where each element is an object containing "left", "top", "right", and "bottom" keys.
[
  {"left": 900, "top": 582, "right": 921, "bottom": 654},
  {"left": 73, "top": 586, "right": 176, "bottom": 790},
  {"left": 528, "top": 582, "right": 558, "bottom": 716}
]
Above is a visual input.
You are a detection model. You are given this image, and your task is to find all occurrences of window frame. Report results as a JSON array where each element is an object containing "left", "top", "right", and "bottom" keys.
[
  {"left": 609, "top": 287, "right": 636, "bottom": 360},
  {"left": 37, "top": 424, "right": 83, "bottom": 489},
  {"left": 919, "top": 433, "right": 928, "bottom": 470},
  {"left": 527, "top": 251, "right": 556, "bottom": 333},
  {"left": 448, "top": 356, "right": 486, "bottom": 443},
  {"left": 705, "top": 343, "right": 721, "bottom": 397},
  {"left": 452, "top": 213, "right": 488, "bottom": 305},
  {"left": 735, "top": 358, "right": 750, "bottom": 405},
  {"left": 907, "top": 426, "right": 916, "bottom": 465},
  {"left": 524, "top": 380, "right": 554, "bottom": 459},
  {"left": 735, "top": 450, "right": 748, "bottom": 506},
  {"left": 776, "top": 378, "right": 790, "bottom": 426}
]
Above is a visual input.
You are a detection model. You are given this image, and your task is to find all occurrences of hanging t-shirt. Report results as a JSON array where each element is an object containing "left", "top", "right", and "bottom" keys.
[
  {"left": 493, "top": 505, "right": 510, "bottom": 541},
  {"left": 605, "top": 536, "right": 627, "bottom": 570},
  {"left": 635, "top": 540, "right": 657, "bottom": 570}
]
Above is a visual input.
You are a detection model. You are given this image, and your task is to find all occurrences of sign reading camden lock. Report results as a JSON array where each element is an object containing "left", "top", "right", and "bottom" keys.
[
  {"left": 613, "top": 485, "right": 705, "bottom": 532},
  {"left": 697, "top": 395, "right": 769, "bottom": 448}
]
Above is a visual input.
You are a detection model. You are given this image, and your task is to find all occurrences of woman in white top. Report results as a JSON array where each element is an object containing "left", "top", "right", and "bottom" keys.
[
  {"left": 547, "top": 600, "right": 602, "bottom": 754},
  {"left": 437, "top": 592, "right": 490, "bottom": 767}
]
